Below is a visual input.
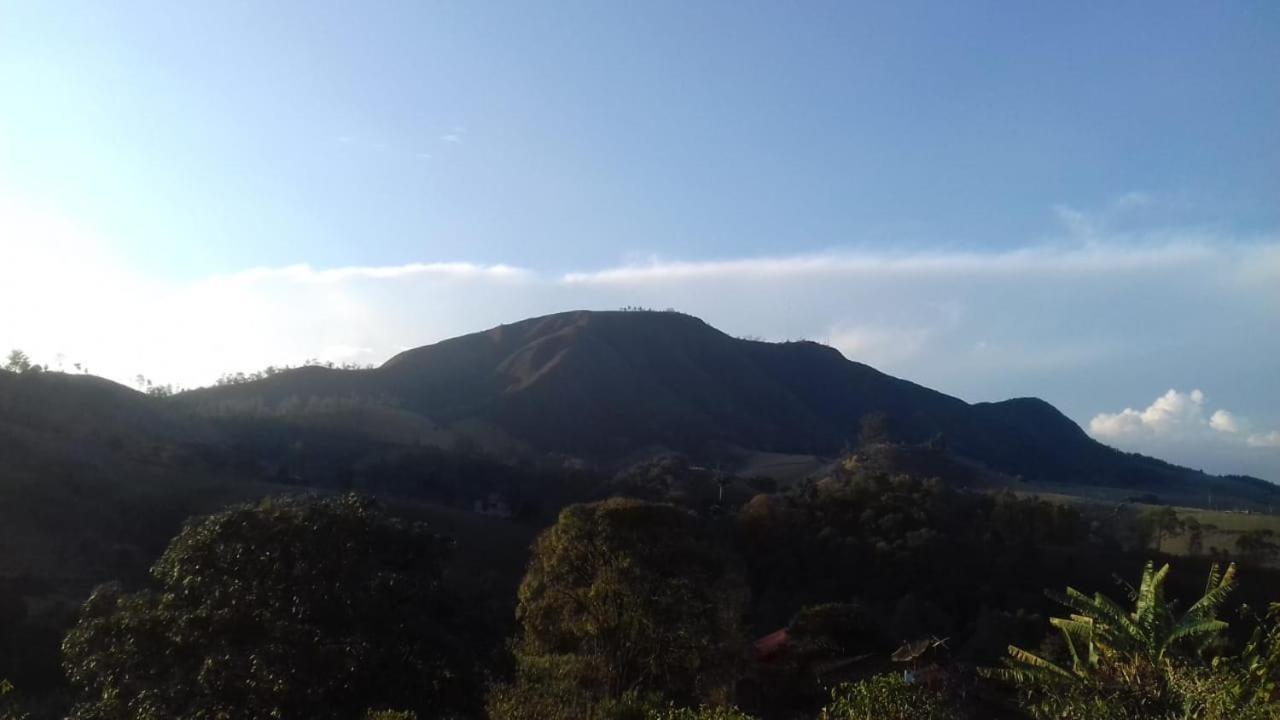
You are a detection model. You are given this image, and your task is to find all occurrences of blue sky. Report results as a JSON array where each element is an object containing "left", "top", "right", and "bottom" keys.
[{"left": 1, "top": 2, "right": 1278, "bottom": 478}]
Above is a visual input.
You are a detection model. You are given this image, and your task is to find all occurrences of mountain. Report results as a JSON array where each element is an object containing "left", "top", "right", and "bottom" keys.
[{"left": 178, "top": 310, "right": 1275, "bottom": 503}]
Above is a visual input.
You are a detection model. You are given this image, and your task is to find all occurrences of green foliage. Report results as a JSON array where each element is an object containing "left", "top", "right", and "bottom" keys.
[
  {"left": 991, "top": 561, "right": 1235, "bottom": 677},
  {"left": 1236, "top": 529, "right": 1279, "bottom": 563},
  {"left": 649, "top": 705, "right": 757, "bottom": 719},
  {"left": 786, "top": 602, "right": 883, "bottom": 655},
  {"left": 818, "top": 674, "right": 959, "bottom": 720},
  {"left": 1218, "top": 602, "right": 1280, "bottom": 707},
  {"left": 491, "top": 498, "right": 748, "bottom": 719},
  {"left": 738, "top": 469, "right": 1091, "bottom": 639},
  {"left": 213, "top": 359, "right": 372, "bottom": 386},
  {"left": 61, "top": 494, "right": 479, "bottom": 720},
  {"left": 0, "top": 680, "right": 30, "bottom": 720},
  {"left": 1139, "top": 506, "right": 1185, "bottom": 551},
  {"left": 985, "top": 562, "right": 1280, "bottom": 719},
  {"left": 487, "top": 683, "right": 668, "bottom": 720},
  {"left": 362, "top": 711, "right": 418, "bottom": 720}
]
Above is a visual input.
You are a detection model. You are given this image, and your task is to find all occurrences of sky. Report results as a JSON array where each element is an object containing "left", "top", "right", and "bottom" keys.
[{"left": 1, "top": 2, "right": 1278, "bottom": 479}]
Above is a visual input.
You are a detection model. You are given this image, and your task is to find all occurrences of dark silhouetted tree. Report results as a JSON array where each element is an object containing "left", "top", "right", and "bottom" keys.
[
  {"left": 1236, "top": 530, "right": 1279, "bottom": 564},
  {"left": 3, "top": 350, "right": 33, "bottom": 374},
  {"left": 62, "top": 494, "right": 479, "bottom": 720}
]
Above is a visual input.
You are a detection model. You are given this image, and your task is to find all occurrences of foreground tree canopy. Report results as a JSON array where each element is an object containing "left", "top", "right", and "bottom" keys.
[
  {"left": 61, "top": 494, "right": 478, "bottom": 720},
  {"left": 490, "top": 498, "right": 749, "bottom": 719}
]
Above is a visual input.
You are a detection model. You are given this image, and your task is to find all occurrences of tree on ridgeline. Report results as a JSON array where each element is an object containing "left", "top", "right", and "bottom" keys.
[
  {"left": 3, "top": 350, "right": 36, "bottom": 374},
  {"left": 61, "top": 494, "right": 481, "bottom": 720}
]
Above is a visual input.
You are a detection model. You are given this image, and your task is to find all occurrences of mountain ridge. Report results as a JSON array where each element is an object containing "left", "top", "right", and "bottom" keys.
[{"left": 175, "top": 310, "right": 1275, "bottom": 502}]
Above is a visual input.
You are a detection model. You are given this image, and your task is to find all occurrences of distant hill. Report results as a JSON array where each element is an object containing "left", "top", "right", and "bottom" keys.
[{"left": 179, "top": 309, "right": 1276, "bottom": 505}]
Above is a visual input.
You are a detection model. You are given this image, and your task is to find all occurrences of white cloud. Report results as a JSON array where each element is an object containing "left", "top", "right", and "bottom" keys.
[
  {"left": 1089, "top": 390, "right": 1280, "bottom": 478},
  {"left": 1210, "top": 409, "right": 1243, "bottom": 433},
  {"left": 440, "top": 134, "right": 462, "bottom": 144},
  {"left": 223, "top": 262, "right": 531, "bottom": 284},
  {"left": 559, "top": 242, "right": 1216, "bottom": 285},
  {"left": 1249, "top": 431, "right": 1280, "bottom": 448},
  {"left": 1089, "top": 389, "right": 1208, "bottom": 439}
]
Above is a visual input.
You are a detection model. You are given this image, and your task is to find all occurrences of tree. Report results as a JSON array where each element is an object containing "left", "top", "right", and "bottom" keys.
[
  {"left": 1185, "top": 517, "right": 1204, "bottom": 556},
  {"left": 3, "top": 350, "right": 33, "bottom": 374},
  {"left": 490, "top": 498, "right": 748, "bottom": 719},
  {"left": 144, "top": 383, "right": 175, "bottom": 398},
  {"left": 1235, "top": 530, "right": 1279, "bottom": 564},
  {"left": 1142, "top": 506, "right": 1184, "bottom": 551},
  {"left": 983, "top": 562, "right": 1278, "bottom": 719},
  {"left": 62, "top": 494, "right": 479, "bottom": 720}
]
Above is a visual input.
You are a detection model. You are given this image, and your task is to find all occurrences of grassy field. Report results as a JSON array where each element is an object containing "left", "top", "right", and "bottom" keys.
[
  {"left": 1015, "top": 488, "right": 1280, "bottom": 568},
  {"left": 1166, "top": 507, "right": 1280, "bottom": 533}
]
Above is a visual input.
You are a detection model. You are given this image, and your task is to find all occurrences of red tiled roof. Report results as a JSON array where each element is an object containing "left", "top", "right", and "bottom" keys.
[{"left": 753, "top": 628, "right": 790, "bottom": 658}]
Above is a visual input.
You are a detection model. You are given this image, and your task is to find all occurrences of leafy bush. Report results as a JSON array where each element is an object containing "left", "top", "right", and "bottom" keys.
[
  {"left": 819, "top": 673, "right": 959, "bottom": 720},
  {"left": 486, "top": 682, "right": 665, "bottom": 720}
]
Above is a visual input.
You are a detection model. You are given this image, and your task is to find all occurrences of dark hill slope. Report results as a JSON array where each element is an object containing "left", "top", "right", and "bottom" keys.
[{"left": 182, "top": 310, "right": 1275, "bottom": 500}]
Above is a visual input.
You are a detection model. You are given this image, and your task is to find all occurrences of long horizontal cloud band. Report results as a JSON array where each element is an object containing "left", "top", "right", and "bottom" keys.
[{"left": 203, "top": 240, "right": 1276, "bottom": 287}]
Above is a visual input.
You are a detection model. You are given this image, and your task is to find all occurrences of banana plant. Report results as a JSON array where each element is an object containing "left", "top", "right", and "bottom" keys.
[{"left": 986, "top": 561, "right": 1236, "bottom": 686}]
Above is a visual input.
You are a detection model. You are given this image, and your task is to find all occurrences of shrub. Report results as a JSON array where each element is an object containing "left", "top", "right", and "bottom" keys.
[
  {"left": 650, "top": 706, "right": 757, "bottom": 719},
  {"left": 819, "top": 673, "right": 959, "bottom": 720}
]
